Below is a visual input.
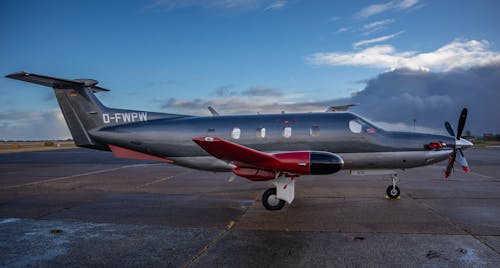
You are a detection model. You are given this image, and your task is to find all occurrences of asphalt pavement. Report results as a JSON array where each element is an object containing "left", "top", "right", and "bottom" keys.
[{"left": 1, "top": 148, "right": 499, "bottom": 267}]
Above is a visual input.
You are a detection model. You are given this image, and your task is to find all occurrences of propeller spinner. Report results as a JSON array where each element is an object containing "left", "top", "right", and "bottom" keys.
[{"left": 444, "top": 108, "right": 473, "bottom": 178}]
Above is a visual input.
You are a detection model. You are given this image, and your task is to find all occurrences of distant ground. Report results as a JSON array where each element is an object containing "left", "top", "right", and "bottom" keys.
[{"left": 0, "top": 141, "right": 76, "bottom": 154}]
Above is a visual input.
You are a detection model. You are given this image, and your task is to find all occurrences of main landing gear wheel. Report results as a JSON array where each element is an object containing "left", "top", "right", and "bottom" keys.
[
  {"left": 262, "top": 188, "right": 285, "bottom": 211},
  {"left": 386, "top": 185, "right": 400, "bottom": 199}
]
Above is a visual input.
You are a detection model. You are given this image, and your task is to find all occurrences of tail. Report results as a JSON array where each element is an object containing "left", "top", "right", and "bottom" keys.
[{"left": 6, "top": 71, "right": 185, "bottom": 151}]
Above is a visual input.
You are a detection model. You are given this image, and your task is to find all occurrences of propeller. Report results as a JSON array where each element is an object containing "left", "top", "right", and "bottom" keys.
[{"left": 444, "top": 108, "right": 472, "bottom": 178}]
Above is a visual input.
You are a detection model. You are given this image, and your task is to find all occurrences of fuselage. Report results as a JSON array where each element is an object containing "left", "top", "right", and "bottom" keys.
[{"left": 89, "top": 112, "right": 456, "bottom": 172}]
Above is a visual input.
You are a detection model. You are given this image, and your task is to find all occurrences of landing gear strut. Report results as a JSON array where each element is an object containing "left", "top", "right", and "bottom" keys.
[
  {"left": 386, "top": 173, "right": 400, "bottom": 199},
  {"left": 262, "top": 188, "right": 286, "bottom": 210}
]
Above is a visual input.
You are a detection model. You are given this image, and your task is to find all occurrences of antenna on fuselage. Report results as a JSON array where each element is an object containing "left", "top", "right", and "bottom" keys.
[
  {"left": 208, "top": 106, "right": 220, "bottom": 116},
  {"left": 325, "top": 104, "right": 357, "bottom": 112}
]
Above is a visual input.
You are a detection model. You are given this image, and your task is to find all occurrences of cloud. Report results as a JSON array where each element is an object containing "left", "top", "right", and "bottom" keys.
[
  {"left": 162, "top": 64, "right": 500, "bottom": 134},
  {"left": 332, "top": 64, "right": 500, "bottom": 134},
  {"left": 353, "top": 31, "right": 404, "bottom": 48},
  {"left": 265, "top": 0, "right": 287, "bottom": 11},
  {"left": 162, "top": 95, "right": 328, "bottom": 115},
  {"left": 363, "top": 19, "right": 395, "bottom": 30},
  {"left": 361, "top": 19, "right": 394, "bottom": 35},
  {"left": 308, "top": 39, "right": 500, "bottom": 71},
  {"left": 148, "top": 0, "right": 286, "bottom": 11},
  {"left": 336, "top": 27, "right": 350, "bottom": 33},
  {"left": 0, "top": 109, "right": 71, "bottom": 140},
  {"left": 355, "top": 0, "right": 419, "bottom": 19},
  {"left": 213, "top": 85, "right": 235, "bottom": 96},
  {"left": 241, "top": 87, "right": 283, "bottom": 96}
]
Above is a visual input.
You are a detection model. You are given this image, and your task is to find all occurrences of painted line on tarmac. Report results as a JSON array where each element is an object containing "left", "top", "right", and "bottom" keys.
[{"left": 3, "top": 164, "right": 161, "bottom": 189}]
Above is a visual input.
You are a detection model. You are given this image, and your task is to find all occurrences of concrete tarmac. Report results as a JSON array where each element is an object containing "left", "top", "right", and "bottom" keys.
[{"left": 0, "top": 148, "right": 499, "bottom": 267}]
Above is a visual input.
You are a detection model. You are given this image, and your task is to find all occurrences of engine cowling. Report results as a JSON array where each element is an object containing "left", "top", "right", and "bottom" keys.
[{"left": 234, "top": 151, "right": 344, "bottom": 181}]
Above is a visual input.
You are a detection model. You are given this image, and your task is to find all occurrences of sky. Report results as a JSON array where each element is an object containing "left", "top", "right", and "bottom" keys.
[{"left": 1, "top": 0, "right": 500, "bottom": 140}]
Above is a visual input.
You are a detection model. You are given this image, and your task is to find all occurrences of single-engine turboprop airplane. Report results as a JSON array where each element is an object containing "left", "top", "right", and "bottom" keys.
[{"left": 6, "top": 72, "right": 474, "bottom": 210}]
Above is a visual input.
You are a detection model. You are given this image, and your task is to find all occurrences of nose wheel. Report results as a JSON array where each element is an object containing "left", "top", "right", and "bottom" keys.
[
  {"left": 262, "top": 188, "right": 286, "bottom": 210},
  {"left": 386, "top": 173, "right": 401, "bottom": 199}
]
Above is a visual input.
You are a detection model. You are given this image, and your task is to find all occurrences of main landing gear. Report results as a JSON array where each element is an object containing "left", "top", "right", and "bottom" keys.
[
  {"left": 262, "top": 188, "right": 286, "bottom": 210},
  {"left": 261, "top": 176, "right": 295, "bottom": 211},
  {"left": 386, "top": 173, "right": 401, "bottom": 199}
]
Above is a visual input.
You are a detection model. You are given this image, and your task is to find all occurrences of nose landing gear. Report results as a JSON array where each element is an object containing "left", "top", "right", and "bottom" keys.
[{"left": 386, "top": 173, "right": 401, "bottom": 199}]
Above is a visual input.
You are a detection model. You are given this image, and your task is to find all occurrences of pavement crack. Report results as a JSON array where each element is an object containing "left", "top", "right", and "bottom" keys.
[
  {"left": 135, "top": 171, "right": 193, "bottom": 189},
  {"left": 182, "top": 198, "right": 252, "bottom": 268}
]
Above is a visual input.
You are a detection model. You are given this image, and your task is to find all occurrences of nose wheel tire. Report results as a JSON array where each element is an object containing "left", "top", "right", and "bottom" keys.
[
  {"left": 262, "top": 188, "right": 286, "bottom": 211},
  {"left": 386, "top": 185, "right": 401, "bottom": 199}
]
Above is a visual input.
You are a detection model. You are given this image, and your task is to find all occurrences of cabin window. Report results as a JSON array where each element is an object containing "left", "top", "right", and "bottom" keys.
[
  {"left": 207, "top": 128, "right": 215, "bottom": 134},
  {"left": 256, "top": 127, "right": 266, "bottom": 138},
  {"left": 310, "top": 126, "right": 320, "bottom": 137},
  {"left": 231, "top": 127, "right": 241, "bottom": 139},
  {"left": 283, "top": 127, "right": 292, "bottom": 138},
  {"left": 349, "top": 120, "right": 362, "bottom": 133}
]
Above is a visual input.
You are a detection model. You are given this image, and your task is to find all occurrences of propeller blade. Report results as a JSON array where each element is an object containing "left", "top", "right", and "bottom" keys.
[
  {"left": 456, "top": 148, "right": 470, "bottom": 173},
  {"left": 456, "top": 108, "right": 468, "bottom": 139},
  {"left": 444, "top": 121, "right": 455, "bottom": 137},
  {"left": 445, "top": 151, "right": 456, "bottom": 178}
]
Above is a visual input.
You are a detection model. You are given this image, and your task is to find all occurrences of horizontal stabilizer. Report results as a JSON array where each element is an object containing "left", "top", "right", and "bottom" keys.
[{"left": 6, "top": 71, "right": 110, "bottom": 92}]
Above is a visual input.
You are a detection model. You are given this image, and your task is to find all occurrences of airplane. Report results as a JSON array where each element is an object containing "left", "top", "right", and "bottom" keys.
[{"left": 5, "top": 71, "right": 474, "bottom": 210}]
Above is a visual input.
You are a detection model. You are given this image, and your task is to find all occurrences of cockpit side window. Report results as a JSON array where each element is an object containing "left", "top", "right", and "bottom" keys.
[
  {"left": 349, "top": 118, "right": 378, "bottom": 134},
  {"left": 349, "top": 120, "right": 362, "bottom": 133}
]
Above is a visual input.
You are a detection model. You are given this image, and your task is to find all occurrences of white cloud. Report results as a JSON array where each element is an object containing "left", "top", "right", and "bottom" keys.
[
  {"left": 308, "top": 39, "right": 500, "bottom": 71},
  {"left": 363, "top": 19, "right": 394, "bottom": 30},
  {"left": 148, "top": 0, "right": 284, "bottom": 11},
  {"left": 0, "top": 109, "right": 71, "bottom": 140},
  {"left": 355, "top": 0, "right": 419, "bottom": 19},
  {"left": 336, "top": 27, "right": 350, "bottom": 33},
  {"left": 265, "top": 0, "right": 287, "bottom": 11},
  {"left": 353, "top": 31, "right": 404, "bottom": 48}
]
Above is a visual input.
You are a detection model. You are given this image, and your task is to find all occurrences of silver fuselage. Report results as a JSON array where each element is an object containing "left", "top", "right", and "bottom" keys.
[{"left": 89, "top": 112, "right": 456, "bottom": 172}]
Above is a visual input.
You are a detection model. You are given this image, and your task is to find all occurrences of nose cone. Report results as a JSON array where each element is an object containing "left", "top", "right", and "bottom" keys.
[{"left": 456, "top": 138, "right": 473, "bottom": 149}]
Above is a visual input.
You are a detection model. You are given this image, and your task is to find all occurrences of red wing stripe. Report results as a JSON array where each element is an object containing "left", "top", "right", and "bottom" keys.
[
  {"left": 109, "top": 144, "right": 173, "bottom": 163},
  {"left": 192, "top": 137, "right": 279, "bottom": 167}
]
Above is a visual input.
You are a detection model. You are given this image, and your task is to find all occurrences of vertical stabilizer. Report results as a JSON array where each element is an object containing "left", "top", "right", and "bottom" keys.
[{"left": 6, "top": 71, "right": 187, "bottom": 151}]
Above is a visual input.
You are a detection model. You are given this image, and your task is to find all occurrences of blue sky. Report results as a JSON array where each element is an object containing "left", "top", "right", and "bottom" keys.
[{"left": 1, "top": 0, "right": 500, "bottom": 139}]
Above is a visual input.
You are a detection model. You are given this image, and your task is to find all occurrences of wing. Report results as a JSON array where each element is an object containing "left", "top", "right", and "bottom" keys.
[
  {"left": 192, "top": 137, "right": 310, "bottom": 176},
  {"left": 192, "top": 137, "right": 279, "bottom": 167}
]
